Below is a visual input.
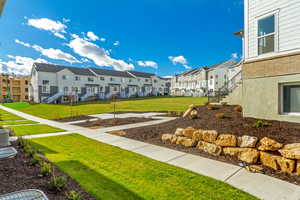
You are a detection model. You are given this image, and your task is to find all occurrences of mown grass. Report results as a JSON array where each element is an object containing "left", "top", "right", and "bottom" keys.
[
  {"left": 8, "top": 124, "right": 65, "bottom": 136},
  {"left": 30, "top": 134, "right": 258, "bottom": 200},
  {"left": 4, "top": 96, "right": 207, "bottom": 119},
  {"left": 0, "top": 120, "right": 38, "bottom": 125},
  {"left": 0, "top": 109, "right": 25, "bottom": 121}
]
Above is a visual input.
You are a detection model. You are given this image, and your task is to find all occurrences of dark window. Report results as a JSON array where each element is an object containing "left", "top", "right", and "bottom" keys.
[
  {"left": 75, "top": 76, "right": 80, "bottom": 81},
  {"left": 25, "top": 80, "right": 28, "bottom": 85},
  {"left": 25, "top": 88, "right": 28, "bottom": 92},
  {"left": 100, "top": 77, "right": 105, "bottom": 81},
  {"left": 88, "top": 77, "right": 94, "bottom": 82},
  {"left": 42, "top": 80, "right": 49, "bottom": 85},
  {"left": 283, "top": 85, "right": 300, "bottom": 113}
]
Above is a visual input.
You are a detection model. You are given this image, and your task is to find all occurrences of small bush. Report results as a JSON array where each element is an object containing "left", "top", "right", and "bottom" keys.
[
  {"left": 253, "top": 120, "right": 269, "bottom": 128},
  {"left": 40, "top": 162, "right": 52, "bottom": 177},
  {"left": 49, "top": 175, "right": 67, "bottom": 192},
  {"left": 17, "top": 137, "right": 28, "bottom": 147},
  {"left": 65, "top": 190, "right": 82, "bottom": 200},
  {"left": 30, "top": 154, "right": 41, "bottom": 166},
  {"left": 24, "top": 145, "right": 37, "bottom": 157},
  {"left": 215, "top": 113, "right": 225, "bottom": 119},
  {"left": 234, "top": 105, "right": 242, "bottom": 112},
  {"left": 207, "top": 104, "right": 216, "bottom": 110}
]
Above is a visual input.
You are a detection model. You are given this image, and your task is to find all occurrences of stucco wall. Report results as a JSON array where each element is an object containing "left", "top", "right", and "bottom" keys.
[{"left": 242, "top": 73, "right": 300, "bottom": 123}]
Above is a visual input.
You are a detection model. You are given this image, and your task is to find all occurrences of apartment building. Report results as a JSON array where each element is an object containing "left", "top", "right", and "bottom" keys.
[
  {"left": 29, "top": 63, "right": 170, "bottom": 104},
  {"left": 170, "top": 59, "right": 239, "bottom": 96},
  {"left": 0, "top": 75, "right": 30, "bottom": 102},
  {"left": 241, "top": 0, "right": 300, "bottom": 123}
]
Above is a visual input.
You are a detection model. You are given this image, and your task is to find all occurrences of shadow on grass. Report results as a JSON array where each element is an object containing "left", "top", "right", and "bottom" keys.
[
  {"left": 29, "top": 141, "right": 59, "bottom": 154},
  {"left": 56, "top": 160, "right": 145, "bottom": 200}
]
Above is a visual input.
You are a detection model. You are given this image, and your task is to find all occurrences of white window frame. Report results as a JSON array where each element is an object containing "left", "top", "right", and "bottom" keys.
[
  {"left": 256, "top": 10, "right": 279, "bottom": 56},
  {"left": 280, "top": 82, "right": 300, "bottom": 116}
]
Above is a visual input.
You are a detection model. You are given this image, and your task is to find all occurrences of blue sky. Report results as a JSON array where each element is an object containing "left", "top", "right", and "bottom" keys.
[{"left": 0, "top": 0, "right": 243, "bottom": 77}]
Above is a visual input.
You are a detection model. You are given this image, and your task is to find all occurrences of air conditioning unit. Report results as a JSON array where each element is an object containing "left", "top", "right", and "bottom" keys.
[{"left": 0, "top": 129, "right": 10, "bottom": 147}]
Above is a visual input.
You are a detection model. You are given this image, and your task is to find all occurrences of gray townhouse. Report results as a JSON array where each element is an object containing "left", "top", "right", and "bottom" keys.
[{"left": 29, "top": 63, "right": 170, "bottom": 104}]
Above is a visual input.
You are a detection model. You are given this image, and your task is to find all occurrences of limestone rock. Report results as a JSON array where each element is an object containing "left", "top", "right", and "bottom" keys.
[
  {"left": 174, "top": 128, "right": 184, "bottom": 136},
  {"left": 202, "top": 130, "right": 218, "bottom": 143},
  {"left": 171, "top": 136, "right": 178, "bottom": 144},
  {"left": 181, "top": 138, "right": 197, "bottom": 147},
  {"left": 197, "top": 141, "right": 222, "bottom": 156},
  {"left": 246, "top": 165, "right": 263, "bottom": 173},
  {"left": 279, "top": 143, "right": 300, "bottom": 159},
  {"left": 161, "top": 134, "right": 174, "bottom": 143},
  {"left": 176, "top": 137, "right": 187, "bottom": 145},
  {"left": 257, "top": 137, "right": 283, "bottom": 151},
  {"left": 182, "top": 127, "right": 196, "bottom": 138},
  {"left": 192, "top": 130, "right": 203, "bottom": 143},
  {"left": 183, "top": 104, "right": 195, "bottom": 118},
  {"left": 223, "top": 147, "right": 259, "bottom": 164},
  {"left": 237, "top": 135, "right": 258, "bottom": 148},
  {"left": 260, "top": 152, "right": 295, "bottom": 173},
  {"left": 215, "top": 134, "right": 237, "bottom": 147},
  {"left": 190, "top": 110, "right": 198, "bottom": 119},
  {"left": 296, "top": 160, "right": 300, "bottom": 175}
]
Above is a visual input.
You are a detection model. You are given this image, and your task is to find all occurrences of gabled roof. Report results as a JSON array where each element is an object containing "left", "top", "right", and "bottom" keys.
[
  {"left": 207, "top": 59, "right": 238, "bottom": 71},
  {"left": 128, "top": 71, "right": 155, "bottom": 78},
  {"left": 90, "top": 67, "right": 133, "bottom": 78},
  {"left": 34, "top": 63, "right": 95, "bottom": 76}
]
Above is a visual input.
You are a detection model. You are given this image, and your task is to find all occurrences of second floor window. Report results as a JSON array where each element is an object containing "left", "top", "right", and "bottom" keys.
[
  {"left": 258, "top": 15, "right": 275, "bottom": 55},
  {"left": 75, "top": 76, "right": 80, "bottom": 81},
  {"left": 42, "top": 80, "right": 49, "bottom": 85},
  {"left": 88, "top": 77, "right": 94, "bottom": 82},
  {"left": 62, "top": 75, "right": 67, "bottom": 80},
  {"left": 100, "top": 77, "right": 105, "bottom": 81}
]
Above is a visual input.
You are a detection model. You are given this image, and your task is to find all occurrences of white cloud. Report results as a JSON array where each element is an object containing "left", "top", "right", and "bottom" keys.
[
  {"left": 68, "top": 36, "right": 134, "bottom": 71},
  {"left": 183, "top": 65, "right": 192, "bottom": 70},
  {"left": 231, "top": 52, "right": 239, "bottom": 59},
  {"left": 87, "top": 32, "right": 99, "bottom": 41},
  {"left": 168, "top": 55, "right": 188, "bottom": 65},
  {"left": 62, "top": 18, "right": 71, "bottom": 23},
  {"left": 27, "top": 18, "right": 67, "bottom": 39},
  {"left": 0, "top": 55, "right": 49, "bottom": 75},
  {"left": 137, "top": 60, "right": 158, "bottom": 69},
  {"left": 113, "top": 41, "right": 120, "bottom": 46},
  {"left": 15, "top": 39, "right": 80, "bottom": 63}
]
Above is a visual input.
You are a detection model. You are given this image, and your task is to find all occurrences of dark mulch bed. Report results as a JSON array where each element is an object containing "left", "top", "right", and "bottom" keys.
[
  {"left": 74, "top": 117, "right": 156, "bottom": 128},
  {"left": 0, "top": 143, "right": 95, "bottom": 200},
  {"left": 122, "top": 105, "right": 300, "bottom": 186},
  {"left": 54, "top": 115, "right": 96, "bottom": 122}
]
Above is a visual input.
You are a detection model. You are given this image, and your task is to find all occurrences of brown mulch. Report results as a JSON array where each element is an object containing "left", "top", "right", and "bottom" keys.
[
  {"left": 0, "top": 143, "right": 95, "bottom": 200},
  {"left": 74, "top": 117, "right": 156, "bottom": 128},
  {"left": 54, "top": 115, "right": 96, "bottom": 122},
  {"left": 122, "top": 105, "right": 300, "bottom": 186}
]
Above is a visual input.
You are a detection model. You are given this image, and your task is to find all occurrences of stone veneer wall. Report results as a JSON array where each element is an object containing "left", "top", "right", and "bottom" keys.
[{"left": 162, "top": 128, "right": 300, "bottom": 175}]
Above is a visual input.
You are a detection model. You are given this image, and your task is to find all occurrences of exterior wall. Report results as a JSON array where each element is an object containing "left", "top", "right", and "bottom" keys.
[
  {"left": 245, "top": 0, "right": 300, "bottom": 62},
  {"left": 242, "top": 73, "right": 300, "bottom": 123},
  {"left": 0, "top": 75, "right": 30, "bottom": 102}
]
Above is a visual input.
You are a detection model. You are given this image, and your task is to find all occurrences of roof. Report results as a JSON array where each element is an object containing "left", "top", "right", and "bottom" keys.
[
  {"left": 90, "top": 67, "right": 133, "bottom": 78},
  {"left": 128, "top": 71, "right": 155, "bottom": 78},
  {"left": 206, "top": 59, "right": 238, "bottom": 71},
  {"left": 34, "top": 63, "right": 95, "bottom": 76}
]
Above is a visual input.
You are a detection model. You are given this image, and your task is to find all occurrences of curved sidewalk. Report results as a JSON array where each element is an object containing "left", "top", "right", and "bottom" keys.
[{"left": 1, "top": 105, "right": 300, "bottom": 200}]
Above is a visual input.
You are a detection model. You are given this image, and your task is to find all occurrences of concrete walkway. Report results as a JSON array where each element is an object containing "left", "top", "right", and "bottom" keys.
[{"left": 1, "top": 105, "right": 300, "bottom": 200}]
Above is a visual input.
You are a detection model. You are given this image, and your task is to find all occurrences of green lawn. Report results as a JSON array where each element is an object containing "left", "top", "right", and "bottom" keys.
[
  {"left": 4, "top": 97, "right": 207, "bottom": 119},
  {"left": 8, "top": 124, "right": 65, "bottom": 136},
  {"left": 30, "top": 134, "right": 258, "bottom": 200},
  {"left": 0, "top": 120, "right": 38, "bottom": 125},
  {"left": 0, "top": 109, "right": 25, "bottom": 121}
]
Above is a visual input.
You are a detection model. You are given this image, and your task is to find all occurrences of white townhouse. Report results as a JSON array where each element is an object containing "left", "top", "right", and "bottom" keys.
[
  {"left": 29, "top": 63, "right": 170, "bottom": 104},
  {"left": 171, "top": 59, "right": 239, "bottom": 97},
  {"left": 237, "top": 0, "right": 300, "bottom": 123}
]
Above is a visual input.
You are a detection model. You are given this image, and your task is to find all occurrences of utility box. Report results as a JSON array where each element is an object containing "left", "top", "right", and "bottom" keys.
[{"left": 0, "top": 129, "right": 10, "bottom": 147}]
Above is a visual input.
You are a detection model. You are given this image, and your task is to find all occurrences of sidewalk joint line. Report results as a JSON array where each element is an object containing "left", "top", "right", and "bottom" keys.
[
  {"left": 165, "top": 153, "right": 187, "bottom": 163},
  {"left": 224, "top": 167, "right": 243, "bottom": 182}
]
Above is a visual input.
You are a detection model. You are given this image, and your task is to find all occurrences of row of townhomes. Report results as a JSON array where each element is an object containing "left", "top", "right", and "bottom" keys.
[
  {"left": 0, "top": 75, "right": 30, "bottom": 102},
  {"left": 170, "top": 59, "right": 242, "bottom": 97},
  {"left": 29, "top": 63, "right": 170, "bottom": 104}
]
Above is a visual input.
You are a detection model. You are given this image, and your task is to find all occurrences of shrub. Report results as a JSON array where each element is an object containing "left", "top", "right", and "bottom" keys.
[
  {"left": 49, "top": 175, "right": 67, "bottom": 192},
  {"left": 215, "top": 113, "right": 225, "bottom": 119},
  {"left": 253, "top": 120, "right": 269, "bottom": 128},
  {"left": 24, "top": 145, "right": 37, "bottom": 157},
  {"left": 65, "top": 190, "right": 82, "bottom": 200},
  {"left": 17, "top": 137, "right": 28, "bottom": 147},
  {"left": 234, "top": 105, "right": 242, "bottom": 112},
  {"left": 207, "top": 104, "right": 216, "bottom": 110},
  {"left": 40, "top": 162, "right": 52, "bottom": 177},
  {"left": 30, "top": 153, "right": 41, "bottom": 166}
]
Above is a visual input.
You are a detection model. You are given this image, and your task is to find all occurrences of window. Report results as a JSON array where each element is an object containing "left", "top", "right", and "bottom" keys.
[
  {"left": 62, "top": 75, "right": 67, "bottom": 80},
  {"left": 145, "top": 79, "right": 149, "bottom": 82},
  {"left": 25, "top": 88, "right": 28, "bottom": 92},
  {"left": 258, "top": 15, "right": 275, "bottom": 55},
  {"left": 25, "top": 80, "right": 28, "bottom": 85},
  {"left": 215, "top": 75, "right": 218, "bottom": 79},
  {"left": 75, "top": 76, "right": 80, "bottom": 81},
  {"left": 129, "top": 79, "right": 132, "bottom": 83},
  {"left": 88, "top": 77, "right": 94, "bottom": 82},
  {"left": 64, "top": 87, "right": 68, "bottom": 93},
  {"left": 42, "top": 86, "right": 48, "bottom": 93},
  {"left": 282, "top": 85, "right": 300, "bottom": 114},
  {"left": 210, "top": 76, "right": 213, "bottom": 79},
  {"left": 42, "top": 80, "right": 49, "bottom": 85},
  {"left": 110, "top": 77, "right": 115, "bottom": 82},
  {"left": 154, "top": 80, "right": 157, "bottom": 83}
]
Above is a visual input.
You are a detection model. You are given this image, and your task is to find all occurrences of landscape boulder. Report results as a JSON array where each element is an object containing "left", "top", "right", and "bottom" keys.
[
  {"left": 171, "top": 136, "right": 178, "bottom": 144},
  {"left": 161, "top": 134, "right": 174, "bottom": 143},
  {"left": 279, "top": 143, "right": 300, "bottom": 159},
  {"left": 174, "top": 128, "right": 184, "bottom": 136},
  {"left": 257, "top": 137, "right": 283, "bottom": 151},
  {"left": 183, "top": 104, "right": 196, "bottom": 118},
  {"left": 223, "top": 147, "right": 259, "bottom": 164},
  {"left": 190, "top": 109, "right": 198, "bottom": 119},
  {"left": 237, "top": 135, "right": 258, "bottom": 148},
  {"left": 260, "top": 152, "right": 295, "bottom": 173},
  {"left": 202, "top": 130, "right": 218, "bottom": 143},
  {"left": 182, "top": 127, "right": 197, "bottom": 138},
  {"left": 215, "top": 134, "right": 237, "bottom": 147},
  {"left": 197, "top": 141, "right": 222, "bottom": 156},
  {"left": 192, "top": 130, "right": 203, "bottom": 143},
  {"left": 296, "top": 160, "right": 300, "bottom": 175},
  {"left": 246, "top": 165, "right": 263, "bottom": 173},
  {"left": 176, "top": 137, "right": 187, "bottom": 145},
  {"left": 181, "top": 138, "right": 197, "bottom": 147}
]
